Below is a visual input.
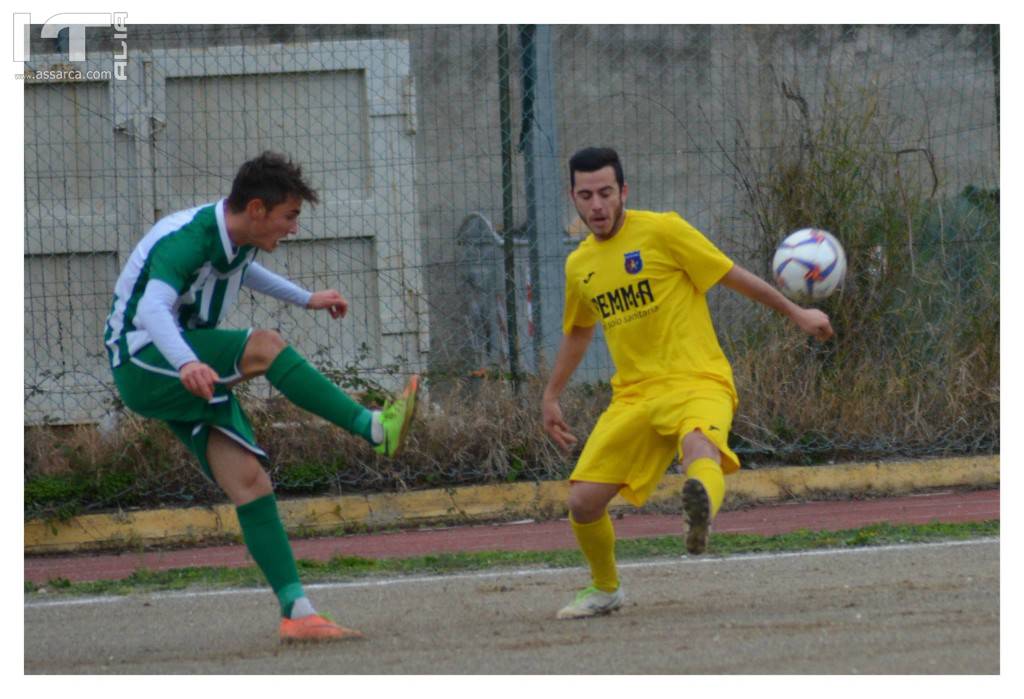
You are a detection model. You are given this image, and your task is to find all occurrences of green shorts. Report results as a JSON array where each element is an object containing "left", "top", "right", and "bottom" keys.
[{"left": 112, "top": 328, "right": 266, "bottom": 480}]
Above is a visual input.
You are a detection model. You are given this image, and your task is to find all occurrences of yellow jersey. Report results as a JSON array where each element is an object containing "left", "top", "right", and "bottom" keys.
[{"left": 563, "top": 209, "right": 736, "bottom": 401}]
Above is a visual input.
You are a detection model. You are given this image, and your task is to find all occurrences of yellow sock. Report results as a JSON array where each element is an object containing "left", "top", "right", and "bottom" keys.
[
  {"left": 686, "top": 457, "right": 726, "bottom": 519},
  {"left": 570, "top": 511, "right": 619, "bottom": 593}
]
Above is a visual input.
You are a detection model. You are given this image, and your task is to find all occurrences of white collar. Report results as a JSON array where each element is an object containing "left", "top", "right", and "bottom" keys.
[{"left": 214, "top": 198, "right": 239, "bottom": 262}]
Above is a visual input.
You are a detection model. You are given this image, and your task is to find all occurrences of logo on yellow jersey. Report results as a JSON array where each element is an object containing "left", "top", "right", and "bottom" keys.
[
  {"left": 624, "top": 251, "right": 643, "bottom": 274},
  {"left": 590, "top": 279, "right": 655, "bottom": 320}
]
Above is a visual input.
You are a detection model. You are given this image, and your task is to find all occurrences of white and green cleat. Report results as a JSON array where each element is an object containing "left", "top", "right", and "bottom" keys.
[
  {"left": 373, "top": 375, "right": 420, "bottom": 458},
  {"left": 556, "top": 585, "right": 625, "bottom": 620}
]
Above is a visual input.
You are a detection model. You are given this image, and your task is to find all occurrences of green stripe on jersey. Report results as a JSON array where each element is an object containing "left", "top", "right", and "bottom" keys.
[{"left": 104, "top": 201, "right": 257, "bottom": 368}]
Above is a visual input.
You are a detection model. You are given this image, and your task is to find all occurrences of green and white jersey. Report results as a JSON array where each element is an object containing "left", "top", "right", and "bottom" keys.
[{"left": 104, "top": 199, "right": 258, "bottom": 369}]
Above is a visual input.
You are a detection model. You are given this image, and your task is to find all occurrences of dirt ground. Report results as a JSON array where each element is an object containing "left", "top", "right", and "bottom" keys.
[{"left": 24, "top": 538, "right": 998, "bottom": 674}]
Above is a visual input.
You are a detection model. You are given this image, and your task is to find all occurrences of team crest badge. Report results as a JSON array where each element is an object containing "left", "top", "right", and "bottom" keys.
[{"left": 624, "top": 251, "right": 643, "bottom": 275}]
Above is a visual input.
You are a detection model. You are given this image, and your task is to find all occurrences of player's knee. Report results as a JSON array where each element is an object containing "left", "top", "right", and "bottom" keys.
[
  {"left": 243, "top": 329, "right": 287, "bottom": 373},
  {"left": 251, "top": 328, "right": 287, "bottom": 354},
  {"left": 568, "top": 488, "right": 607, "bottom": 523},
  {"left": 681, "top": 429, "right": 720, "bottom": 466},
  {"left": 250, "top": 467, "right": 273, "bottom": 495},
  {"left": 235, "top": 465, "right": 273, "bottom": 503}
]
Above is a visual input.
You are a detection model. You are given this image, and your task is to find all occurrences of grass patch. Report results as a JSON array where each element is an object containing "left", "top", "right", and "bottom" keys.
[{"left": 25, "top": 520, "right": 998, "bottom": 598}]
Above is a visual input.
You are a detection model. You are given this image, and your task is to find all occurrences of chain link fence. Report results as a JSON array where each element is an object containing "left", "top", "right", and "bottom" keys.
[{"left": 23, "top": 24, "right": 999, "bottom": 513}]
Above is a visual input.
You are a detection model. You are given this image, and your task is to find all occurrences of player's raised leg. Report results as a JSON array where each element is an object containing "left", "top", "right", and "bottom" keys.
[
  {"left": 206, "top": 429, "right": 363, "bottom": 643},
  {"left": 679, "top": 429, "right": 726, "bottom": 555},
  {"left": 556, "top": 481, "right": 625, "bottom": 620},
  {"left": 238, "top": 328, "right": 419, "bottom": 457}
]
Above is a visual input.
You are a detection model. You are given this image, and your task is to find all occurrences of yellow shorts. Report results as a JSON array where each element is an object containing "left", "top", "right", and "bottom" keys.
[{"left": 569, "top": 384, "right": 739, "bottom": 507}]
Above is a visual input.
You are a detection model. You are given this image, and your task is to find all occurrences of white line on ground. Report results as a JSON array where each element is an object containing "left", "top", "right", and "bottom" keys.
[{"left": 24, "top": 537, "right": 998, "bottom": 610}]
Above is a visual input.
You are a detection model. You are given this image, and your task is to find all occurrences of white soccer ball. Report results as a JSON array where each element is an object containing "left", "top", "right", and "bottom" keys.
[{"left": 772, "top": 228, "right": 847, "bottom": 301}]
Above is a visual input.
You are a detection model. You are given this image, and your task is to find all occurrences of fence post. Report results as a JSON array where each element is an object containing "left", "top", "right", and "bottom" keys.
[
  {"left": 498, "top": 24, "right": 522, "bottom": 390},
  {"left": 519, "top": 24, "right": 564, "bottom": 373},
  {"left": 991, "top": 24, "right": 999, "bottom": 139}
]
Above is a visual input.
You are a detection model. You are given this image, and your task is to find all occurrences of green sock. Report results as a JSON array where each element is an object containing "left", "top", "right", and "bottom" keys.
[
  {"left": 236, "top": 493, "right": 305, "bottom": 618},
  {"left": 265, "top": 346, "right": 374, "bottom": 443}
]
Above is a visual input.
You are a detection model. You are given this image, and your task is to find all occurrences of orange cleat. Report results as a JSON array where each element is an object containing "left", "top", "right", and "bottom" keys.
[{"left": 279, "top": 614, "right": 364, "bottom": 643}]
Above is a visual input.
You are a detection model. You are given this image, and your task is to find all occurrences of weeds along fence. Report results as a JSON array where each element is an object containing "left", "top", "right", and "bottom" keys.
[{"left": 23, "top": 25, "right": 999, "bottom": 517}]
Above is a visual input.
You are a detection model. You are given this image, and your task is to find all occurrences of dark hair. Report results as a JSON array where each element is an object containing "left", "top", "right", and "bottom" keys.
[
  {"left": 226, "top": 151, "right": 319, "bottom": 213},
  {"left": 569, "top": 147, "right": 624, "bottom": 189}
]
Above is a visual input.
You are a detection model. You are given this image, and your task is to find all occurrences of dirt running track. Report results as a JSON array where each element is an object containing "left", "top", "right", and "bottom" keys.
[{"left": 25, "top": 538, "right": 998, "bottom": 674}]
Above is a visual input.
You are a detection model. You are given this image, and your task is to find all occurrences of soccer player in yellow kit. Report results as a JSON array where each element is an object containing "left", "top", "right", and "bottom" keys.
[{"left": 543, "top": 147, "right": 834, "bottom": 619}]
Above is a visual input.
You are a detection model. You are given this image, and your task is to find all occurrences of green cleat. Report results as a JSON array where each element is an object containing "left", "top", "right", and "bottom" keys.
[{"left": 373, "top": 374, "right": 420, "bottom": 458}]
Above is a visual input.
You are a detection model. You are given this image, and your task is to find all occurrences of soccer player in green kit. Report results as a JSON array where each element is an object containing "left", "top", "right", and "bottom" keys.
[{"left": 105, "top": 152, "right": 418, "bottom": 642}]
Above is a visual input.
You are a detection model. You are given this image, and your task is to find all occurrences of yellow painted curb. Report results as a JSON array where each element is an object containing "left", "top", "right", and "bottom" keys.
[{"left": 24, "top": 455, "right": 998, "bottom": 554}]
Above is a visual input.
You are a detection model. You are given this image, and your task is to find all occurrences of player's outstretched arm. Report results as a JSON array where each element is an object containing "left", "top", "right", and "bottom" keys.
[
  {"left": 719, "top": 264, "right": 834, "bottom": 341},
  {"left": 542, "top": 324, "right": 596, "bottom": 450},
  {"left": 239, "top": 264, "right": 347, "bottom": 320}
]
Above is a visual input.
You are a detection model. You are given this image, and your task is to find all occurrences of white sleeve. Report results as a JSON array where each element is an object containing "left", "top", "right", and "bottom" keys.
[
  {"left": 242, "top": 262, "right": 313, "bottom": 307},
  {"left": 135, "top": 279, "right": 199, "bottom": 370}
]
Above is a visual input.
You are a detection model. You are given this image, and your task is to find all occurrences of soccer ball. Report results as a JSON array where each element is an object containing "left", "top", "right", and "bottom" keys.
[{"left": 772, "top": 228, "right": 847, "bottom": 301}]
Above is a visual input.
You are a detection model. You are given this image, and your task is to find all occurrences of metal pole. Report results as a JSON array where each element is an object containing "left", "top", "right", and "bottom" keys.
[
  {"left": 498, "top": 25, "right": 521, "bottom": 390},
  {"left": 991, "top": 25, "right": 999, "bottom": 140},
  {"left": 519, "top": 25, "right": 563, "bottom": 372}
]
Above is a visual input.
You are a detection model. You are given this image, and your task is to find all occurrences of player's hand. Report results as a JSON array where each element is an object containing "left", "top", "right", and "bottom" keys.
[
  {"left": 793, "top": 307, "right": 834, "bottom": 341},
  {"left": 542, "top": 398, "right": 578, "bottom": 451},
  {"left": 308, "top": 289, "right": 348, "bottom": 319},
  {"left": 179, "top": 361, "right": 220, "bottom": 401}
]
